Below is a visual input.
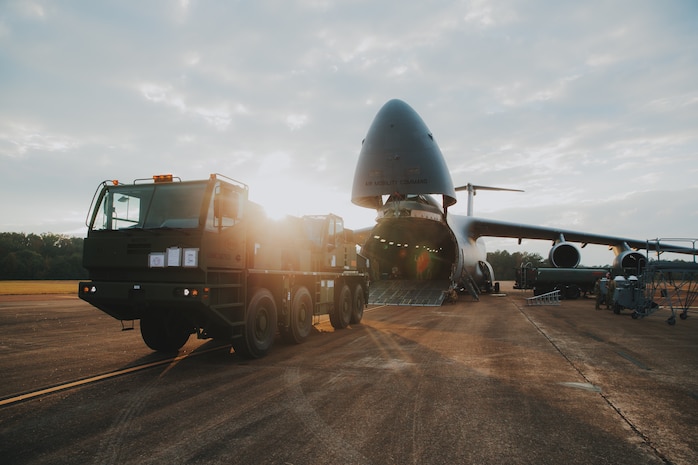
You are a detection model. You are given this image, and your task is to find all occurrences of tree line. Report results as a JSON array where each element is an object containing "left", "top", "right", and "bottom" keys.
[
  {"left": 0, "top": 232, "right": 594, "bottom": 281},
  {"left": 486, "top": 250, "right": 547, "bottom": 280},
  {"left": 0, "top": 233, "right": 87, "bottom": 280}
]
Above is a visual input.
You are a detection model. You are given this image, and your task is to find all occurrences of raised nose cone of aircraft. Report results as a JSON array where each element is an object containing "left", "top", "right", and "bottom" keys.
[{"left": 352, "top": 99, "right": 457, "bottom": 209}]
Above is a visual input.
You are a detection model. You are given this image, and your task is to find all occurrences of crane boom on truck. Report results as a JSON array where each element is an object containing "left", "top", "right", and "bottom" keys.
[{"left": 79, "top": 173, "right": 369, "bottom": 358}]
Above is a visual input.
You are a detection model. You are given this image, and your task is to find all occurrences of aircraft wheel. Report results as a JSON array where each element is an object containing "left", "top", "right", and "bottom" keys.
[
  {"left": 282, "top": 287, "right": 313, "bottom": 344},
  {"left": 567, "top": 285, "right": 582, "bottom": 300},
  {"left": 613, "top": 303, "right": 621, "bottom": 315},
  {"left": 554, "top": 286, "right": 565, "bottom": 300},
  {"left": 140, "top": 311, "right": 191, "bottom": 352},
  {"left": 679, "top": 312, "right": 688, "bottom": 320},
  {"left": 631, "top": 311, "right": 639, "bottom": 319},
  {"left": 330, "top": 284, "right": 352, "bottom": 329},
  {"left": 351, "top": 284, "right": 365, "bottom": 324},
  {"left": 667, "top": 316, "right": 676, "bottom": 326},
  {"left": 233, "top": 288, "right": 278, "bottom": 358}
]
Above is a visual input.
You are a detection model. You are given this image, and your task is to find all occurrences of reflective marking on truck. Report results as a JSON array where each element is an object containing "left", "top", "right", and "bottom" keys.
[
  {"left": 166, "top": 247, "right": 181, "bottom": 266},
  {"left": 149, "top": 253, "right": 165, "bottom": 267}
]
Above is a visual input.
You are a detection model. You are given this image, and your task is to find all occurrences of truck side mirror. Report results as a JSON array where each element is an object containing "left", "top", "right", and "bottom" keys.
[{"left": 214, "top": 193, "right": 239, "bottom": 222}]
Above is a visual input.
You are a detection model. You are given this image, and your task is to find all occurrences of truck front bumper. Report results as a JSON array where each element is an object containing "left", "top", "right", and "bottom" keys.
[{"left": 78, "top": 281, "right": 208, "bottom": 321}]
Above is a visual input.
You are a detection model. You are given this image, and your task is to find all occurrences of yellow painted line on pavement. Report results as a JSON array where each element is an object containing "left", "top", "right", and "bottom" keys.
[{"left": 0, "top": 345, "right": 228, "bottom": 407}]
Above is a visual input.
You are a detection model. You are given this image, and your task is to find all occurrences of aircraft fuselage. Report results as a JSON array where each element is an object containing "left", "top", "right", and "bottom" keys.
[
  {"left": 351, "top": 99, "right": 689, "bottom": 303},
  {"left": 352, "top": 99, "right": 495, "bottom": 298}
]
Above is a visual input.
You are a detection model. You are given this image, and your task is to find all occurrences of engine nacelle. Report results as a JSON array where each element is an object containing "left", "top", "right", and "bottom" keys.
[
  {"left": 613, "top": 250, "right": 647, "bottom": 273},
  {"left": 549, "top": 242, "right": 581, "bottom": 268}
]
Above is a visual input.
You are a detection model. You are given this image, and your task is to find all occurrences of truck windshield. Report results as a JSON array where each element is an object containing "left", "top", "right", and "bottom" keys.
[{"left": 91, "top": 182, "right": 207, "bottom": 231}]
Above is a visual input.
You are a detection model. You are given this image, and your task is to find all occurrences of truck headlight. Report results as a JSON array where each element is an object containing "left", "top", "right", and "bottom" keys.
[{"left": 175, "top": 287, "right": 200, "bottom": 298}]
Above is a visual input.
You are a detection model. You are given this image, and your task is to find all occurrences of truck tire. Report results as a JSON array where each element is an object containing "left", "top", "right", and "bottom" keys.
[
  {"left": 140, "top": 311, "right": 191, "bottom": 352},
  {"left": 330, "top": 284, "right": 352, "bottom": 329},
  {"left": 351, "top": 284, "right": 365, "bottom": 324},
  {"left": 282, "top": 286, "right": 313, "bottom": 344},
  {"left": 233, "top": 288, "right": 278, "bottom": 358}
]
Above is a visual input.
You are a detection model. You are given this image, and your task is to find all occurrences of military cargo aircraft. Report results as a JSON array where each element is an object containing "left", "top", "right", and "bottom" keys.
[{"left": 351, "top": 99, "right": 695, "bottom": 305}]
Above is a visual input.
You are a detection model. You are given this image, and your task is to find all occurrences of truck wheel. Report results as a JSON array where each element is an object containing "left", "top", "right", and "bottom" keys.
[
  {"left": 233, "top": 288, "right": 278, "bottom": 358},
  {"left": 330, "top": 284, "right": 352, "bottom": 329},
  {"left": 282, "top": 287, "right": 313, "bottom": 344},
  {"left": 140, "top": 312, "right": 191, "bottom": 352},
  {"left": 351, "top": 284, "right": 365, "bottom": 324}
]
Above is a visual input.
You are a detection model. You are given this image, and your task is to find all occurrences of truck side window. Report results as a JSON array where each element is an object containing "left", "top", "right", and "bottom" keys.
[
  {"left": 92, "top": 190, "right": 144, "bottom": 230},
  {"left": 327, "top": 218, "right": 335, "bottom": 250},
  {"left": 113, "top": 193, "right": 142, "bottom": 228},
  {"left": 326, "top": 217, "right": 343, "bottom": 250},
  {"left": 302, "top": 216, "right": 324, "bottom": 250},
  {"left": 92, "top": 192, "right": 111, "bottom": 230},
  {"left": 335, "top": 218, "right": 344, "bottom": 240}
]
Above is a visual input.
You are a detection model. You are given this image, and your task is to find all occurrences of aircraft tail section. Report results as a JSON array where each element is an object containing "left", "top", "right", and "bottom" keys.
[{"left": 369, "top": 279, "right": 450, "bottom": 306}]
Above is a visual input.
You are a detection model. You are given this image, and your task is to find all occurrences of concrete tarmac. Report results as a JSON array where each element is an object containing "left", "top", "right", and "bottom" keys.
[{"left": 0, "top": 283, "right": 696, "bottom": 465}]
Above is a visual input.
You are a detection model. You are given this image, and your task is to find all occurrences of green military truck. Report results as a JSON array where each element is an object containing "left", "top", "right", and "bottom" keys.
[{"left": 79, "top": 174, "right": 368, "bottom": 358}]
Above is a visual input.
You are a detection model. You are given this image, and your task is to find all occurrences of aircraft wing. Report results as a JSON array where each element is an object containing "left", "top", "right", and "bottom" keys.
[{"left": 466, "top": 216, "right": 696, "bottom": 256}]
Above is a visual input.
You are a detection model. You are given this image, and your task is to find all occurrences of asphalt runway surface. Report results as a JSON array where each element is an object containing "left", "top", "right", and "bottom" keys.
[{"left": 1, "top": 283, "right": 696, "bottom": 465}]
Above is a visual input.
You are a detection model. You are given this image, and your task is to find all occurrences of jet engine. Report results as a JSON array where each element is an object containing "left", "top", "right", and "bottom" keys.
[
  {"left": 613, "top": 250, "right": 647, "bottom": 273},
  {"left": 549, "top": 242, "right": 581, "bottom": 268}
]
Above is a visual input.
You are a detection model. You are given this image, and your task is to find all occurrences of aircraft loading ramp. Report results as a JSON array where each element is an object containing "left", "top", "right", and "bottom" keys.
[{"left": 369, "top": 280, "right": 449, "bottom": 306}]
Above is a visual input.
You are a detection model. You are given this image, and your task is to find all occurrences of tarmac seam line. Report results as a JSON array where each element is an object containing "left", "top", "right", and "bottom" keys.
[{"left": 514, "top": 302, "right": 673, "bottom": 465}]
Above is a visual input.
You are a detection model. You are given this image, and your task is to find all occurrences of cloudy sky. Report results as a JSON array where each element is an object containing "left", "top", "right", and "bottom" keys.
[{"left": 1, "top": 0, "right": 696, "bottom": 266}]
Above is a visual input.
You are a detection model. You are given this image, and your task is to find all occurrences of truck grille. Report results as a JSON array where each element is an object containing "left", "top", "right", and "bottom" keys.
[{"left": 127, "top": 243, "right": 151, "bottom": 255}]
